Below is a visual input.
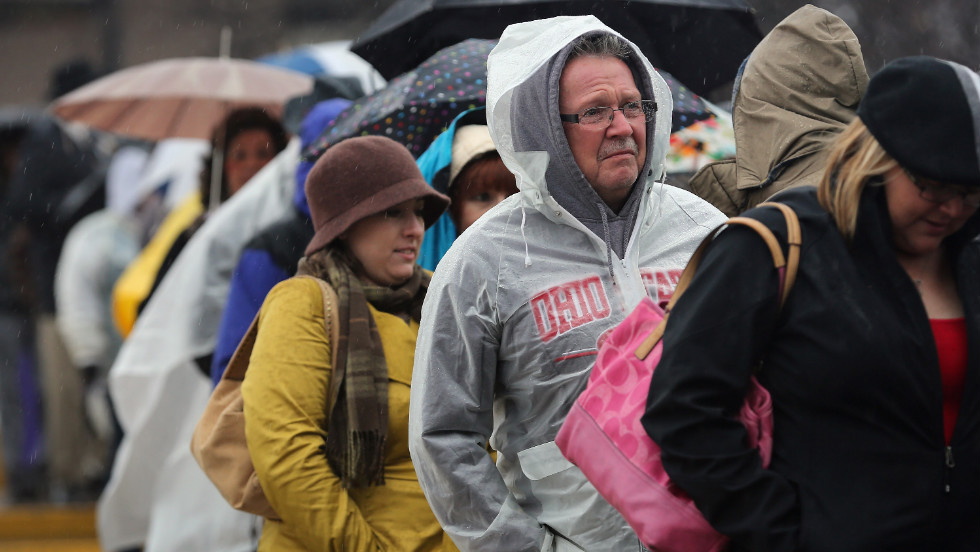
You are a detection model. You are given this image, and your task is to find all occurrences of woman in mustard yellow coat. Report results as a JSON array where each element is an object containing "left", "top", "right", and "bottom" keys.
[{"left": 241, "top": 136, "right": 456, "bottom": 551}]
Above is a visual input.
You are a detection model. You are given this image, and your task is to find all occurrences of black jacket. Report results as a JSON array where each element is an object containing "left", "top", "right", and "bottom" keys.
[
  {"left": 3, "top": 116, "right": 104, "bottom": 314},
  {"left": 642, "top": 186, "right": 980, "bottom": 552}
]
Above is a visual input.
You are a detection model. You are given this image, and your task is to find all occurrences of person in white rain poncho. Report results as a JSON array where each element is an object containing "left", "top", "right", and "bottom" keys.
[
  {"left": 409, "top": 15, "right": 726, "bottom": 552},
  {"left": 98, "top": 139, "right": 300, "bottom": 552}
]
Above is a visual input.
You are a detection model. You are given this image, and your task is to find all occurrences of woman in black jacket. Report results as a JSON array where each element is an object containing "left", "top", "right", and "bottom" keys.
[{"left": 642, "top": 56, "right": 980, "bottom": 552}]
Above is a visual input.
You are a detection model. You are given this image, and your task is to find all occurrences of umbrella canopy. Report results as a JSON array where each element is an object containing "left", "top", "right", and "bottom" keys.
[
  {"left": 257, "top": 40, "right": 386, "bottom": 95},
  {"left": 305, "top": 38, "right": 495, "bottom": 160},
  {"left": 306, "top": 38, "right": 712, "bottom": 161},
  {"left": 350, "top": 0, "right": 762, "bottom": 96},
  {"left": 659, "top": 70, "right": 712, "bottom": 134},
  {"left": 0, "top": 105, "right": 45, "bottom": 135},
  {"left": 50, "top": 57, "right": 313, "bottom": 141}
]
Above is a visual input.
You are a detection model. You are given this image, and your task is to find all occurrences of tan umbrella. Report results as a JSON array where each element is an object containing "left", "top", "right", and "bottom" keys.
[
  {"left": 52, "top": 56, "right": 312, "bottom": 210},
  {"left": 50, "top": 57, "right": 313, "bottom": 142}
]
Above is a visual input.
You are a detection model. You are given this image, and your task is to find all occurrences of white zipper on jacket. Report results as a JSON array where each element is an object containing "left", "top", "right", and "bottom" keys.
[{"left": 944, "top": 445, "right": 955, "bottom": 493}]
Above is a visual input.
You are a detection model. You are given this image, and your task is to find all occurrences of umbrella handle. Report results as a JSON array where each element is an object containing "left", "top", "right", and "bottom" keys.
[
  {"left": 220, "top": 26, "right": 232, "bottom": 58},
  {"left": 209, "top": 148, "right": 224, "bottom": 213}
]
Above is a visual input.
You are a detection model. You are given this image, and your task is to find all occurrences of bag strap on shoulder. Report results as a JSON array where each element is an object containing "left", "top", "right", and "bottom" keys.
[
  {"left": 222, "top": 316, "right": 259, "bottom": 383},
  {"left": 219, "top": 275, "right": 341, "bottom": 383},
  {"left": 306, "top": 276, "right": 341, "bottom": 371},
  {"left": 634, "top": 202, "right": 801, "bottom": 360}
]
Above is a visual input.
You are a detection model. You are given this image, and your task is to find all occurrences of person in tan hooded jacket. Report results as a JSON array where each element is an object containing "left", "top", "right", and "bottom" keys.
[{"left": 689, "top": 4, "right": 869, "bottom": 216}]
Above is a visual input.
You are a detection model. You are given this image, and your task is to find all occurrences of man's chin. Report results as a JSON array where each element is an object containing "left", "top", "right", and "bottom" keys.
[
  {"left": 591, "top": 174, "right": 639, "bottom": 210},
  {"left": 596, "top": 170, "right": 639, "bottom": 191},
  {"left": 598, "top": 155, "right": 640, "bottom": 176}
]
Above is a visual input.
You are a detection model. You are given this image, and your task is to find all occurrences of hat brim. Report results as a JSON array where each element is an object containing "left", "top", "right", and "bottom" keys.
[{"left": 304, "top": 176, "right": 450, "bottom": 256}]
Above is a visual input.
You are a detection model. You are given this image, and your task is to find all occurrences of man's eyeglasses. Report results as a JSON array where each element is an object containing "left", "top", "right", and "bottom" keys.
[
  {"left": 905, "top": 169, "right": 980, "bottom": 208},
  {"left": 560, "top": 100, "right": 657, "bottom": 128}
]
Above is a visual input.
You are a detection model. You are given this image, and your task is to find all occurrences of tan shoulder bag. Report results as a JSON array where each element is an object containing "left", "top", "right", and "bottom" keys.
[{"left": 190, "top": 275, "right": 340, "bottom": 519}]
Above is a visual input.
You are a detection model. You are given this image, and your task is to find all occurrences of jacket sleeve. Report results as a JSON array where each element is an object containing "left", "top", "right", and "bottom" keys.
[
  {"left": 242, "top": 277, "right": 381, "bottom": 551},
  {"left": 210, "top": 249, "right": 289, "bottom": 386},
  {"left": 54, "top": 220, "right": 114, "bottom": 369},
  {"left": 641, "top": 222, "right": 801, "bottom": 552},
  {"left": 409, "top": 259, "right": 547, "bottom": 552}
]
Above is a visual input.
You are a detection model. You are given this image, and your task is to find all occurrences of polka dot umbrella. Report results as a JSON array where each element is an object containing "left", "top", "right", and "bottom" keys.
[
  {"left": 304, "top": 38, "right": 493, "bottom": 160},
  {"left": 304, "top": 38, "right": 713, "bottom": 161}
]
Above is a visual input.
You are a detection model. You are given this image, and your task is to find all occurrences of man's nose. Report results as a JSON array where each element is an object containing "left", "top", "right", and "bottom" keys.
[{"left": 606, "top": 109, "right": 633, "bottom": 136}]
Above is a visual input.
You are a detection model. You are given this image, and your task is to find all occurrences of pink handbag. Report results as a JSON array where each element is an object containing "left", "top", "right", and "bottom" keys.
[{"left": 556, "top": 203, "right": 800, "bottom": 552}]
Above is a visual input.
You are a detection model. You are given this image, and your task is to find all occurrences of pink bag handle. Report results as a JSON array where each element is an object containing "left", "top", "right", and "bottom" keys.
[{"left": 635, "top": 202, "right": 801, "bottom": 360}]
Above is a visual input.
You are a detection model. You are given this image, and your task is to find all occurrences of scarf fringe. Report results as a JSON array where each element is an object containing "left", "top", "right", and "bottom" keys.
[
  {"left": 327, "top": 430, "right": 387, "bottom": 489},
  {"left": 300, "top": 250, "right": 427, "bottom": 490}
]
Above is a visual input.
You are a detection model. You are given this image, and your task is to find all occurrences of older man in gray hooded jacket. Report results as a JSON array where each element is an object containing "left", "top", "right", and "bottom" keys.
[{"left": 409, "top": 16, "right": 725, "bottom": 551}]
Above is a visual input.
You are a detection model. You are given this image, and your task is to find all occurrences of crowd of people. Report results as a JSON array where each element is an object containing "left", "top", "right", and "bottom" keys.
[{"left": 0, "top": 4, "right": 977, "bottom": 552}]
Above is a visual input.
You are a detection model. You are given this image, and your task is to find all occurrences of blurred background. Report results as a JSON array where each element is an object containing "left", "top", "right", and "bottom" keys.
[
  {"left": 0, "top": 0, "right": 976, "bottom": 550},
  {"left": 1, "top": 0, "right": 977, "bottom": 107}
]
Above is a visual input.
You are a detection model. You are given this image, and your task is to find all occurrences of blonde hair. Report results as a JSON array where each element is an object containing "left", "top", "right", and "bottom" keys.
[{"left": 817, "top": 119, "right": 899, "bottom": 239}]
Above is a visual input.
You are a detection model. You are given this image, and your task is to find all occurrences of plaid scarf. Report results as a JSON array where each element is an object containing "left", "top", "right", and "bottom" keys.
[{"left": 297, "top": 249, "right": 427, "bottom": 488}]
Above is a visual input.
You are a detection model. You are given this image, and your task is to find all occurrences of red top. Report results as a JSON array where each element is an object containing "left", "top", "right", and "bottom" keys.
[{"left": 931, "top": 318, "right": 968, "bottom": 444}]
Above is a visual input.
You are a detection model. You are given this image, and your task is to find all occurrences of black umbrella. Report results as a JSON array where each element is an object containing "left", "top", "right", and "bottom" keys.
[
  {"left": 350, "top": 0, "right": 762, "bottom": 96},
  {"left": 306, "top": 38, "right": 713, "bottom": 162}
]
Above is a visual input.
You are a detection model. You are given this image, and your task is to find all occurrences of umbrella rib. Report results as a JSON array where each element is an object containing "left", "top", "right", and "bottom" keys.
[
  {"left": 165, "top": 98, "right": 193, "bottom": 141},
  {"left": 86, "top": 97, "right": 149, "bottom": 140}
]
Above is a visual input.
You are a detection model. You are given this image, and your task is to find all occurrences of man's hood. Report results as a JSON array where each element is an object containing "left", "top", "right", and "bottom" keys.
[
  {"left": 486, "top": 15, "right": 673, "bottom": 227},
  {"left": 731, "top": 4, "right": 868, "bottom": 192}
]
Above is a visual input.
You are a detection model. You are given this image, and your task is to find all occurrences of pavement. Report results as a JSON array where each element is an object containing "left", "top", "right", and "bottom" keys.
[{"left": 0, "top": 503, "right": 99, "bottom": 552}]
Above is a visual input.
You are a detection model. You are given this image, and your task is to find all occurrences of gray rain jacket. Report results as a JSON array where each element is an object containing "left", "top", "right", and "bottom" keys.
[{"left": 409, "top": 16, "right": 725, "bottom": 552}]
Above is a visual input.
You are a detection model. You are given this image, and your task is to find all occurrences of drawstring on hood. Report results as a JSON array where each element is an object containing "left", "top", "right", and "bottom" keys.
[
  {"left": 598, "top": 204, "right": 615, "bottom": 282},
  {"left": 518, "top": 173, "right": 532, "bottom": 267}
]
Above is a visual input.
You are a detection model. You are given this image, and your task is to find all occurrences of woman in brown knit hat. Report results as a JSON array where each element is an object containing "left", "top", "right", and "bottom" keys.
[{"left": 240, "top": 135, "right": 456, "bottom": 551}]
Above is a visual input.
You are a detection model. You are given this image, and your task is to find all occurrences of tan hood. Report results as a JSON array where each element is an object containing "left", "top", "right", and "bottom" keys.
[{"left": 690, "top": 4, "right": 868, "bottom": 214}]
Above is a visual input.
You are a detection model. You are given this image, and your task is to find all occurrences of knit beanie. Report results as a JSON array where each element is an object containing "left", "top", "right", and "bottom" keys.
[
  {"left": 857, "top": 56, "right": 980, "bottom": 186},
  {"left": 304, "top": 136, "right": 450, "bottom": 255}
]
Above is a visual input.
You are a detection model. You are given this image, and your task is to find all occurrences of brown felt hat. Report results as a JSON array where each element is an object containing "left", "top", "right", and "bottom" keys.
[{"left": 304, "top": 136, "right": 450, "bottom": 255}]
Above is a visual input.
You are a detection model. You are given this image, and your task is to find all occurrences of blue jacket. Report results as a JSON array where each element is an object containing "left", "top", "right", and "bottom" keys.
[{"left": 416, "top": 107, "right": 486, "bottom": 271}]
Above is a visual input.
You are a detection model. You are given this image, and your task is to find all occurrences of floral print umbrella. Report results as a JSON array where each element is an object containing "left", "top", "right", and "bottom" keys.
[{"left": 666, "top": 103, "right": 736, "bottom": 174}]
